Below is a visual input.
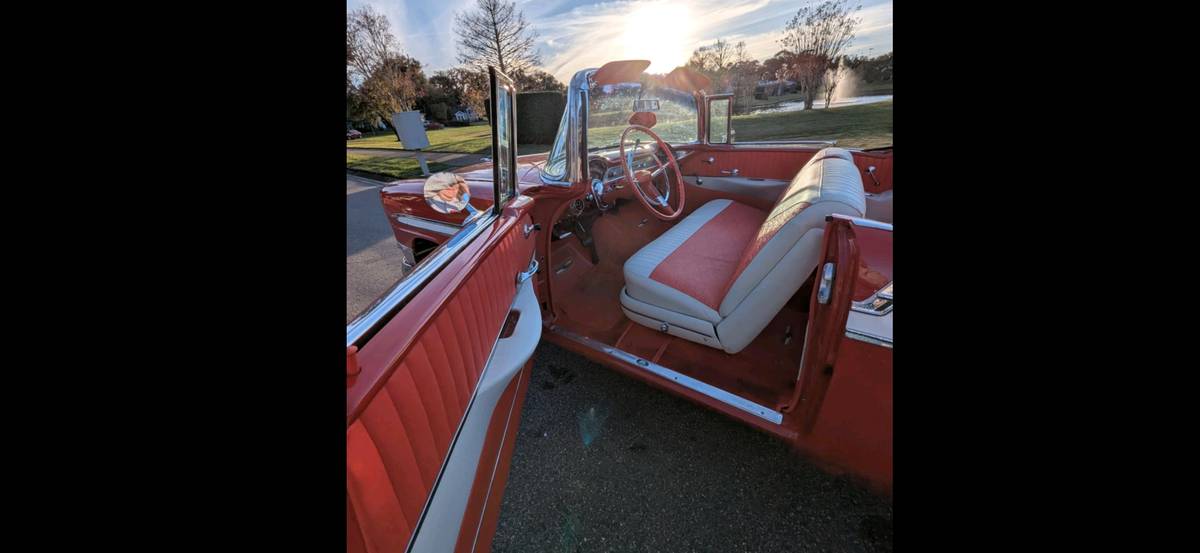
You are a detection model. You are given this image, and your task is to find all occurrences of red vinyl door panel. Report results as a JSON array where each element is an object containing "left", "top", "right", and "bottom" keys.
[
  {"left": 348, "top": 64, "right": 536, "bottom": 553},
  {"left": 677, "top": 145, "right": 893, "bottom": 193},
  {"left": 347, "top": 204, "right": 539, "bottom": 553}
]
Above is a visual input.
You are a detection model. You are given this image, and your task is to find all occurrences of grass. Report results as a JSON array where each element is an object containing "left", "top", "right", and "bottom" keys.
[
  {"left": 732, "top": 99, "right": 892, "bottom": 149},
  {"left": 347, "top": 124, "right": 493, "bottom": 153},
  {"left": 345, "top": 154, "right": 452, "bottom": 179},
  {"left": 346, "top": 99, "right": 892, "bottom": 177}
]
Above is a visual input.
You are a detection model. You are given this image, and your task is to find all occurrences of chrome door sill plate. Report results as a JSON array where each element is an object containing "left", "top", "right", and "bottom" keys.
[{"left": 552, "top": 327, "right": 784, "bottom": 425}]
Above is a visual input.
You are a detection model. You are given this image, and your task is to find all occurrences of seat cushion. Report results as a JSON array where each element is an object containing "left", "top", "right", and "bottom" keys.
[
  {"left": 621, "top": 147, "right": 865, "bottom": 354},
  {"left": 718, "top": 148, "right": 865, "bottom": 316},
  {"left": 623, "top": 199, "right": 767, "bottom": 323}
]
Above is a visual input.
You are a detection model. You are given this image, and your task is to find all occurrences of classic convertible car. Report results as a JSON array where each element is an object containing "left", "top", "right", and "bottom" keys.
[{"left": 347, "top": 61, "right": 893, "bottom": 553}]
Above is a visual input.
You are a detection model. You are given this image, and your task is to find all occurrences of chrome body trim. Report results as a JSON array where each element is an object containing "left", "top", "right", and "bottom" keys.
[
  {"left": 733, "top": 139, "right": 838, "bottom": 146},
  {"left": 347, "top": 211, "right": 499, "bottom": 348},
  {"left": 851, "top": 281, "right": 893, "bottom": 316},
  {"left": 846, "top": 329, "right": 893, "bottom": 349},
  {"left": 845, "top": 308, "right": 893, "bottom": 348},
  {"left": 551, "top": 327, "right": 785, "bottom": 425},
  {"left": 394, "top": 213, "right": 461, "bottom": 236},
  {"left": 829, "top": 213, "right": 893, "bottom": 232}
]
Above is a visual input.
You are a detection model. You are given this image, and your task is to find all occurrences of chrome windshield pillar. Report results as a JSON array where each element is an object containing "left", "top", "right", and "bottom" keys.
[{"left": 541, "top": 68, "right": 595, "bottom": 186}]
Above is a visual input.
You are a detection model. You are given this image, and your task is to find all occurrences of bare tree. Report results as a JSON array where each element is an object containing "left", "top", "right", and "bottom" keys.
[
  {"left": 454, "top": 0, "right": 540, "bottom": 75},
  {"left": 686, "top": 39, "right": 735, "bottom": 74},
  {"left": 347, "top": 6, "right": 427, "bottom": 125},
  {"left": 779, "top": 0, "right": 861, "bottom": 109}
]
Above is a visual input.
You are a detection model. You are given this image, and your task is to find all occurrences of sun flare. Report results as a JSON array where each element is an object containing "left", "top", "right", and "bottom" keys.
[{"left": 620, "top": 1, "right": 695, "bottom": 74}]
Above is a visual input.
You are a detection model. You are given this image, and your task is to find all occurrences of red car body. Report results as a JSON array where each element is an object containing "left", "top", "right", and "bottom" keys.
[{"left": 349, "top": 61, "right": 893, "bottom": 553}]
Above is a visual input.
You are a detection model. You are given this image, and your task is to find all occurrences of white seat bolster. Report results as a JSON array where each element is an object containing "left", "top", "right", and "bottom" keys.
[
  {"left": 715, "top": 227, "right": 824, "bottom": 354},
  {"left": 719, "top": 202, "right": 858, "bottom": 317}
]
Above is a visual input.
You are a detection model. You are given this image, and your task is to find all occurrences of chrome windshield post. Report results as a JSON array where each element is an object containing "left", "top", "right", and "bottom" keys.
[{"left": 541, "top": 68, "right": 595, "bottom": 186}]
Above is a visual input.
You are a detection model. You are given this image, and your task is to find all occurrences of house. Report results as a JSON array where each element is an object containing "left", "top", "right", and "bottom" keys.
[{"left": 453, "top": 107, "right": 479, "bottom": 122}]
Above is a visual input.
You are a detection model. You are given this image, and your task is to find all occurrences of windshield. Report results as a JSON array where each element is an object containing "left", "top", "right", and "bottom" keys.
[{"left": 586, "top": 80, "right": 697, "bottom": 151}]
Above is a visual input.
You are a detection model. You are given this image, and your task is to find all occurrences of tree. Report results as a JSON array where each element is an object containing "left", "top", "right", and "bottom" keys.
[
  {"left": 778, "top": 0, "right": 861, "bottom": 109},
  {"left": 432, "top": 67, "right": 490, "bottom": 117},
  {"left": 512, "top": 69, "right": 565, "bottom": 92},
  {"left": 347, "top": 6, "right": 428, "bottom": 126},
  {"left": 686, "top": 39, "right": 736, "bottom": 75},
  {"left": 454, "top": 0, "right": 540, "bottom": 75}
]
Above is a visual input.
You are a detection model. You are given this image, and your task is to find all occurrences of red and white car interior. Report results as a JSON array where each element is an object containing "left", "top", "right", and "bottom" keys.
[{"left": 349, "top": 61, "right": 893, "bottom": 552}]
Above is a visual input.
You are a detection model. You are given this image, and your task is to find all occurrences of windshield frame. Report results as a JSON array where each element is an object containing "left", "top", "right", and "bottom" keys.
[{"left": 543, "top": 68, "right": 702, "bottom": 185}]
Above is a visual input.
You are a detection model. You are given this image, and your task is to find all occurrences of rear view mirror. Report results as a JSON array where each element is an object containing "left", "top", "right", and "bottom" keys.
[{"left": 633, "top": 99, "right": 660, "bottom": 112}]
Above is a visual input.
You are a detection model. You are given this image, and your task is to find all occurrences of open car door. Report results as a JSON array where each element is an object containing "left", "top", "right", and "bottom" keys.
[{"left": 347, "top": 67, "right": 540, "bottom": 553}]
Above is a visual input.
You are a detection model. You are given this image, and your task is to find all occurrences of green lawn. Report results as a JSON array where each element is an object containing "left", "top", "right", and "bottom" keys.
[
  {"left": 733, "top": 99, "right": 892, "bottom": 149},
  {"left": 345, "top": 154, "right": 452, "bottom": 179},
  {"left": 347, "top": 100, "right": 891, "bottom": 177},
  {"left": 347, "top": 124, "right": 493, "bottom": 153}
]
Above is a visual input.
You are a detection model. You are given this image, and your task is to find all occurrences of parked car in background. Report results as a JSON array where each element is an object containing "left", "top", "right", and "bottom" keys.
[
  {"left": 424, "top": 121, "right": 445, "bottom": 130},
  {"left": 346, "top": 129, "right": 363, "bottom": 140}
]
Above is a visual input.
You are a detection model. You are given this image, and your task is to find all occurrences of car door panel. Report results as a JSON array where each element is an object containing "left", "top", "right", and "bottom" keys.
[
  {"left": 409, "top": 276, "right": 540, "bottom": 553},
  {"left": 677, "top": 146, "right": 893, "bottom": 194},
  {"left": 348, "top": 65, "right": 536, "bottom": 552},
  {"left": 347, "top": 206, "right": 538, "bottom": 553},
  {"left": 680, "top": 175, "right": 788, "bottom": 210}
]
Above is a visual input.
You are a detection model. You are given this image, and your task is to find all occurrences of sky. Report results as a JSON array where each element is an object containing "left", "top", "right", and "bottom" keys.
[{"left": 347, "top": 0, "right": 893, "bottom": 82}]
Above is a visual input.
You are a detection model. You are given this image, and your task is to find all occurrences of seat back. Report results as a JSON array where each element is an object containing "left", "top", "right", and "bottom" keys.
[{"left": 717, "top": 148, "right": 866, "bottom": 317}]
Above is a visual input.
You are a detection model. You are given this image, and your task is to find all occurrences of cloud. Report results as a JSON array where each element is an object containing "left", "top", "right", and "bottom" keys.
[{"left": 349, "top": 0, "right": 892, "bottom": 79}]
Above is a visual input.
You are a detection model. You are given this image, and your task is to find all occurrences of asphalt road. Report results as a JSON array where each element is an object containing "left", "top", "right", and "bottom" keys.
[
  {"left": 345, "top": 172, "right": 893, "bottom": 551},
  {"left": 492, "top": 342, "right": 892, "bottom": 553},
  {"left": 346, "top": 174, "right": 410, "bottom": 322}
]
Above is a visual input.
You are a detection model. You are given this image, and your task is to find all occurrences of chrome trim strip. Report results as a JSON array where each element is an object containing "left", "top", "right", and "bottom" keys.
[
  {"left": 347, "top": 212, "right": 499, "bottom": 348},
  {"left": 851, "top": 281, "right": 893, "bottom": 316},
  {"left": 394, "top": 214, "right": 461, "bottom": 236},
  {"left": 829, "top": 212, "right": 893, "bottom": 232},
  {"left": 735, "top": 139, "right": 838, "bottom": 146},
  {"left": 846, "top": 330, "right": 893, "bottom": 349},
  {"left": 552, "top": 327, "right": 784, "bottom": 424}
]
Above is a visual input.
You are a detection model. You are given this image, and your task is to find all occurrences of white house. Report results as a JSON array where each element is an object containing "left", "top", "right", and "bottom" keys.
[{"left": 454, "top": 108, "right": 479, "bottom": 122}]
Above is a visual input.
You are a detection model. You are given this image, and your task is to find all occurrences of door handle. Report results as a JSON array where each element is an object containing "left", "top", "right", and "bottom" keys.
[
  {"left": 817, "top": 262, "right": 835, "bottom": 304},
  {"left": 720, "top": 168, "right": 739, "bottom": 176},
  {"left": 516, "top": 257, "right": 539, "bottom": 285}
]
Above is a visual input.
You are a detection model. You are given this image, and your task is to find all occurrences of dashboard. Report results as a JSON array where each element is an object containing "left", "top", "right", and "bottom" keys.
[{"left": 587, "top": 144, "right": 674, "bottom": 182}]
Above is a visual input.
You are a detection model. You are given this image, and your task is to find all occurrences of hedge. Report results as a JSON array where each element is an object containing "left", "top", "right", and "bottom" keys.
[{"left": 515, "top": 91, "right": 566, "bottom": 145}]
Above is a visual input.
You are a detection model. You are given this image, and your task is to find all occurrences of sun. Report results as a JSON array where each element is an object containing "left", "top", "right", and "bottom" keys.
[{"left": 619, "top": 1, "right": 695, "bottom": 74}]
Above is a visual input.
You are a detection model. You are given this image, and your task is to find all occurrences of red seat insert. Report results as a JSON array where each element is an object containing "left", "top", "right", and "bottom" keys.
[{"left": 648, "top": 201, "right": 766, "bottom": 310}]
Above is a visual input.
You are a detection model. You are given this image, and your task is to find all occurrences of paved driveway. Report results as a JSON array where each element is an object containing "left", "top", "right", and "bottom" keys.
[{"left": 346, "top": 173, "right": 410, "bottom": 322}]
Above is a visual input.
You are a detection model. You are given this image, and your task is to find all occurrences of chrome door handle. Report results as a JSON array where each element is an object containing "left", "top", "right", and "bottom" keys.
[
  {"left": 720, "top": 168, "right": 739, "bottom": 176},
  {"left": 704, "top": 156, "right": 716, "bottom": 164},
  {"left": 817, "top": 262, "right": 835, "bottom": 304},
  {"left": 516, "top": 257, "right": 539, "bottom": 285}
]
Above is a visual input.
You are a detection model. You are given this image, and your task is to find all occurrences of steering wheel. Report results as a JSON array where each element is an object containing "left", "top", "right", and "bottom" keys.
[{"left": 619, "top": 125, "right": 686, "bottom": 221}]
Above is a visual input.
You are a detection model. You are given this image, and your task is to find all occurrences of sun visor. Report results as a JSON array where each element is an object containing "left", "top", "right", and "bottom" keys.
[{"left": 593, "top": 60, "right": 651, "bottom": 85}]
